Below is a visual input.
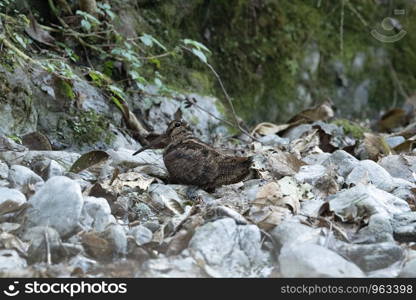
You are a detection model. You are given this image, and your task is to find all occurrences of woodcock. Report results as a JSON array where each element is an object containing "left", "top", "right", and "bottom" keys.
[{"left": 133, "top": 119, "right": 252, "bottom": 192}]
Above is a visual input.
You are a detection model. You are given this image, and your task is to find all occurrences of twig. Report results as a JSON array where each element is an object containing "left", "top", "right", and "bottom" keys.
[
  {"left": 44, "top": 229, "right": 52, "bottom": 265},
  {"left": 340, "top": 0, "right": 345, "bottom": 56},
  {"left": 388, "top": 60, "right": 409, "bottom": 100},
  {"left": 180, "top": 46, "right": 258, "bottom": 141}
]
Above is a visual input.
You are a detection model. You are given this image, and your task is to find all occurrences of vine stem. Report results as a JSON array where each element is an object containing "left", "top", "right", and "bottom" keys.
[{"left": 180, "top": 46, "right": 259, "bottom": 142}]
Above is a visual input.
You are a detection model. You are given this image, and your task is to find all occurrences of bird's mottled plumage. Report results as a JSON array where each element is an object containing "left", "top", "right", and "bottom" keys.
[{"left": 133, "top": 120, "right": 252, "bottom": 191}]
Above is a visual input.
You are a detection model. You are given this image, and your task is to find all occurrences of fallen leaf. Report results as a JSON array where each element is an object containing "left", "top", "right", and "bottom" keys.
[{"left": 69, "top": 150, "right": 110, "bottom": 173}]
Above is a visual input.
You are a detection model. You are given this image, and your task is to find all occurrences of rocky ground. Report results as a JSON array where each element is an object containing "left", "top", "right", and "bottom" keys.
[{"left": 1, "top": 98, "right": 416, "bottom": 278}]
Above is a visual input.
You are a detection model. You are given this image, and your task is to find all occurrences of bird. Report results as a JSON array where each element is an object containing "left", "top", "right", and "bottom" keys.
[{"left": 133, "top": 119, "right": 253, "bottom": 192}]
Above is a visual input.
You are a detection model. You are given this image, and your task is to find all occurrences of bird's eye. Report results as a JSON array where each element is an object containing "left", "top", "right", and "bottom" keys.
[{"left": 174, "top": 122, "right": 181, "bottom": 127}]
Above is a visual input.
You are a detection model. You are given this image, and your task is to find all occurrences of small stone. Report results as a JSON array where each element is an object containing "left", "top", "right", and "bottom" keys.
[
  {"left": 41, "top": 160, "right": 64, "bottom": 180},
  {"left": 8, "top": 165, "right": 44, "bottom": 193},
  {"left": 399, "top": 259, "right": 416, "bottom": 278},
  {"left": 80, "top": 196, "right": 115, "bottom": 232},
  {"left": 22, "top": 226, "right": 67, "bottom": 264},
  {"left": 0, "top": 249, "right": 27, "bottom": 271},
  {"left": 26, "top": 176, "right": 84, "bottom": 238},
  {"left": 129, "top": 225, "right": 153, "bottom": 246},
  {"left": 279, "top": 243, "right": 364, "bottom": 277}
]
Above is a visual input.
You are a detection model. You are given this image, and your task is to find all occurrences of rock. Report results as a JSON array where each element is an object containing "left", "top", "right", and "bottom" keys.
[
  {"left": 188, "top": 218, "right": 269, "bottom": 277},
  {"left": 101, "top": 225, "right": 128, "bottom": 256},
  {"left": 323, "top": 150, "right": 359, "bottom": 178},
  {"left": 22, "top": 151, "right": 80, "bottom": 170},
  {"left": 327, "top": 184, "right": 409, "bottom": 222},
  {"left": 0, "top": 187, "right": 26, "bottom": 206},
  {"left": 149, "top": 184, "right": 186, "bottom": 214},
  {"left": 0, "top": 249, "right": 27, "bottom": 271},
  {"left": 399, "top": 259, "right": 416, "bottom": 278},
  {"left": 379, "top": 155, "right": 416, "bottom": 184},
  {"left": 283, "top": 124, "right": 313, "bottom": 141},
  {"left": 139, "top": 252, "right": 205, "bottom": 278},
  {"left": 279, "top": 243, "right": 364, "bottom": 277},
  {"left": 385, "top": 136, "right": 405, "bottom": 148},
  {"left": 391, "top": 178, "right": 416, "bottom": 204},
  {"left": 26, "top": 176, "right": 84, "bottom": 238},
  {"left": 295, "top": 165, "right": 327, "bottom": 185},
  {"left": 330, "top": 242, "right": 404, "bottom": 272},
  {"left": 357, "top": 160, "right": 396, "bottom": 192},
  {"left": 80, "top": 196, "right": 115, "bottom": 232},
  {"left": 107, "top": 148, "right": 166, "bottom": 171},
  {"left": 0, "top": 161, "right": 9, "bottom": 179},
  {"left": 41, "top": 160, "right": 64, "bottom": 180},
  {"left": 302, "top": 153, "right": 331, "bottom": 165},
  {"left": 68, "top": 255, "right": 97, "bottom": 274},
  {"left": 354, "top": 213, "right": 394, "bottom": 243},
  {"left": 8, "top": 165, "right": 44, "bottom": 192},
  {"left": 258, "top": 135, "right": 289, "bottom": 147},
  {"left": 22, "top": 226, "right": 67, "bottom": 264},
  {"left": 270, "top": 219, "right": 321, "bottom": 253},
  {"left": 391, "top": 212, "right": 416, "bottom": 242},
  {"left": 129, "top": 225, "right": 153, "bottom": 246}
]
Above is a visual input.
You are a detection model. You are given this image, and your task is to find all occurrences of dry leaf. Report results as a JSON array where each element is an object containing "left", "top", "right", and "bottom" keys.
[
  {"left": 248, "top": 206, "right": 291, "bottom": 231},
  {"left": 25, "top": 15, "right": 56, "bottom": 47},
  {"left": 69, "top": 150, "right": 110, "bottom": 173},
  {"left": 355, "top": 132, "right": 391, "bottom": 161}
]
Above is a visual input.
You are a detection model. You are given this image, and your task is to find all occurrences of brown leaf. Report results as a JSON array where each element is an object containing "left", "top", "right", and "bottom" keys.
[
  {"left": 81, "top": 232, "right": 112, "bottom": 259},
  {"left": 287, "top": 101, "right": 334, "bottom": 123},
  {"left": 69, "top": 150, "right": 110, "bottom": 173},
  {"left": 21, "top": 132, "right": 52, "bottom": 151},
  {"left": 356, "top": 133, "right": 391, "bottom": 161},
  {"left": 25, "top": 15, "right": 56, "bottom": 47},
  {"left": 376, "top": 108, "right": 409, "bottom": 132}
]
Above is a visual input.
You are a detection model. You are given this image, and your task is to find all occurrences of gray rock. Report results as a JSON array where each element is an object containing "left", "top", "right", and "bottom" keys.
[
  {"left": 22, "top": 151, "right": 80, "bottom": 170},
  {"left": 80, "top": 196, "right": 115, "bottom": 232},
  {"left": 140, "top": 252, "right": 205, "bottom": 278},
  {"left": 41, "top": 160, "right": 64, "bottom": 180},
  {"left": 391, "top": 212, "right": 416, "bottom": 242},
  {"left": 0, "top": 161, "right": 9, "bottom": 179},
  {"left": 279, "top": 243, "right": 364, "bottom": 277},
  {"left": 399, "top": 259, "right": 416, "bottom": 278},
  {"left": 0, "top": 187, "right": 26, "bottom": 206},
  {"left": 357, "top": 160, "right": 396, "bottom": 192},
  {"left": 295, "top": 165, "right": 327, "bottom": 185},
  {"left": 149, "top": 184, "right": 185, "bottom": 214},
  {"left": 379, "top": 155, "right": 416, "bottom": 184},
  {"left": 302, "top": 153, "right": 331, "bottom": 165},
  {"left": 188, "top": 218, "right": 269, "bottom": 277},
  {"left": 102, "top": 225, "right": 128, "bottom": 255},
  {"left": 283, "top": 124, "right": 313, "bottom": 141},
  {"left": 22, "top": 226, "right": 67, "bottom": 264},
  {"left": 0, "top": 250, "right": 27, "bottom": 271},
  {"left": 391, "top": 178, "right": 416, "bottom": 204},
  {"left": 327, "top": 184, "right": 409, "bottom": 222},
  {"left": 354, "top": 213, "right": 394, "bottom": 243},
  {"left": 330, "top": 242, "right": 404, "bottom": 272},
  {"left": 385, "top": 136, "right": 405, "bottom": 148},
  {"left": 323, "top": 150, "right": 359, "bottom": 178},
  {"left": 129, "top": 225, "right": 153, "bottom": 246},
  {"left": 258, "top": 135, "right": 289, "bottom": 147},
  {"left": 26, "top": 176, "right": 84, "bottom": 238},
  {"left": 68, "top": 255, "right": 97, "bottom": 273},
  {"left": 108, "top": 148, "right": 166, "bottom": 170},
  {"left": 8, "top": 165, "right": 44, "bottom": 192},
  {"left": 271, "top": 219, "right": 321, "bottom": 252}
]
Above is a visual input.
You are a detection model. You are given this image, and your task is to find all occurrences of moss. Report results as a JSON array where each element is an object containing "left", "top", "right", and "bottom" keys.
[
  {"left": 67, "top": 110, "right": 115, "bottom": 146},
  {"left": 56, "top": 79, "right": 75, "bottom": 100},
  {"left": 332, "top": 119, "right": 367, "bottom": 140}
]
